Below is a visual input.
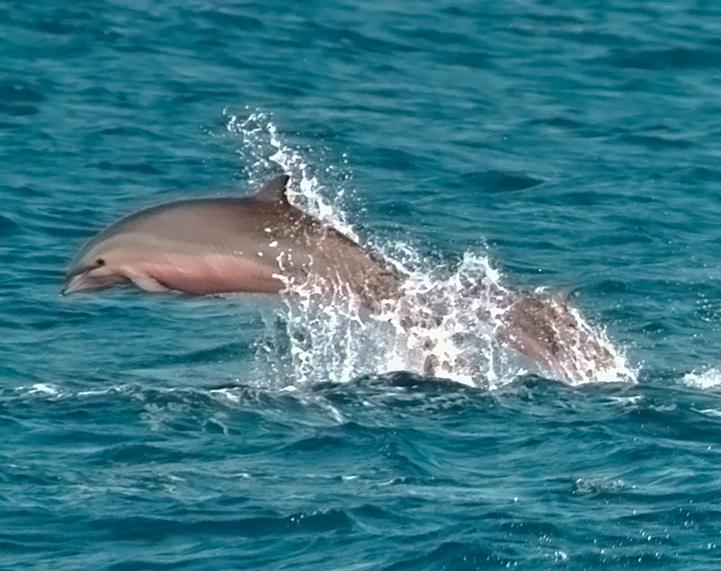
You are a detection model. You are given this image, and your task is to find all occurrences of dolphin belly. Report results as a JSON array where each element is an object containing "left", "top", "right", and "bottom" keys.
[{"left": 127, "top": 253, "right": 285, "bottom": 296}]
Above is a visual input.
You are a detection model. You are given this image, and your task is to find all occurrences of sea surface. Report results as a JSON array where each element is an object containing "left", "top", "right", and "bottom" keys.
[{"left": 4, "top": 0, "right": 721, "bottom": 569}]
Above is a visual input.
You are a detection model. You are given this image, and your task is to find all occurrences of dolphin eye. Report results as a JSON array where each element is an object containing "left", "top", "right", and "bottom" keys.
[{"left": 95, "top": 258, "right": 106, "bottom": 267}]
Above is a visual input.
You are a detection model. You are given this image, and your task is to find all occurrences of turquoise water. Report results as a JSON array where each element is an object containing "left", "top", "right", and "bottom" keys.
[{"left": 4, "top": 1, "right": 721, "bottom": 569}]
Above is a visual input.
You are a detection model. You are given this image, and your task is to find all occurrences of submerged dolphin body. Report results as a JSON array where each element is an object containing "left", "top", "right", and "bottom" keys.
[
  {"left": 493, "top": 287, "right": 619, "bottom": 382},
  {"left": 63, "top": 175, "right": 401, "bottom": 309},
  {"left": 413, "top": 278, "right": 621, "bottom": 384}
]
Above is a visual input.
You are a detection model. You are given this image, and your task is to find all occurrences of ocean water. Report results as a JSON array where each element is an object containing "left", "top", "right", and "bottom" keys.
[{"left": 4, "top": 0, "right": 721, "bottom": 568}]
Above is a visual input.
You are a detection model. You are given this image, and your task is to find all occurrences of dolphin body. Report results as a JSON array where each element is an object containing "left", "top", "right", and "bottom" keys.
[
  {"left": 63, "top": 175, "right": 402, "bottom": 309},
  {"left": 64, "top": 175, "right": 623, "bottom": 384}
]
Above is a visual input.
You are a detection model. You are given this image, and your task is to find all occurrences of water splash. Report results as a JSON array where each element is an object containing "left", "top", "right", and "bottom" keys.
[
  {"left": 378, "top": 253, "right": 635, "bottom": 388},
  {"left": 380, "top": 254, "right": 522, "bottom": 389},
  {"left": 224, "top": 111, "right": 636, "bottom": 389},
  {"left": 225, "top": 109, "right": 357, "bottom": 240}
]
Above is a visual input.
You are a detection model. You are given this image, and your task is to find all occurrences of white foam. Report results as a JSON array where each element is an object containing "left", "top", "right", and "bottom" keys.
[
  {"left": 683, "top": 369, "right": 721, "bottom": 390},
  {"left": 25, "top": 383, "right": 63, "bottom": 397},
  {"left": 694, "top": 408, "right": 721, "bottom": 418}
]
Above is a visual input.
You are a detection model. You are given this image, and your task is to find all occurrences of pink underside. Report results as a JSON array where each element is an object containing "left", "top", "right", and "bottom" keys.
[{"left": 129, "top": 256, "right": 284, "bottom": 296}]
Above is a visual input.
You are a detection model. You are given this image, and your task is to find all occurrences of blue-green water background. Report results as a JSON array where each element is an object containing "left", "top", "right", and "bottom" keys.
[{"left": 5, "top": 1, "right": 721, "bottom": 569}]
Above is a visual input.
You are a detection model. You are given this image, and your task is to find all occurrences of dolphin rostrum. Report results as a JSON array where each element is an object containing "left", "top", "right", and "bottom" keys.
[{"left": 63, "top": 175, "right": 402, "bottom": 309}]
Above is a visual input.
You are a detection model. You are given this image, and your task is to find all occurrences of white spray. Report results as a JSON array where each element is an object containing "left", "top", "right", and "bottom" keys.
[{"left": 225, "top": 111, "right": 636, "bottom": 389}]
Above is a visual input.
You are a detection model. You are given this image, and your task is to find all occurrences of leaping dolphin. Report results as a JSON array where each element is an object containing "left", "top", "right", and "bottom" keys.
[
  {"left": 64, "top": 174, "right": 625, "bottom": 384},
  {"left": 63, "top": 175, "right": 402, "bottom": 309}
]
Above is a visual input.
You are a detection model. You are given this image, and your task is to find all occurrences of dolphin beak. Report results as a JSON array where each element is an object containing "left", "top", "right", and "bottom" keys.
[
  {"left": 62, "top": 272, "right": 104, "bottom": 295},
  {"left": 62, "top": 273, "right": 88, "bottom": 295},
  {"left": 62, "top": 268, "right": 132, "bottom": 295}
]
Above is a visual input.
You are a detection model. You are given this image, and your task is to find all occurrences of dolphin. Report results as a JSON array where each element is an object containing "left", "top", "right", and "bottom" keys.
[
  {"left": 64, "top": 175, "right": 623, "bottom": 384},
  {"left": 63, "top": 175, "right": 402, "bottom": 309}
]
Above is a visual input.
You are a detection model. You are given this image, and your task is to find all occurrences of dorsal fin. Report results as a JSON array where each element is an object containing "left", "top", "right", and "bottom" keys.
[{"left": 254, "top": 174, "right": 291, "bottom": 205}]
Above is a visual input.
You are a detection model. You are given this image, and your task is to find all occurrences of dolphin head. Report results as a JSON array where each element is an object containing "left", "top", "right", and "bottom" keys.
[
  {"left": 63, "top": 176, "right": 296, "bottom": 297},
  {"left": 63, "top": 236, "right": 133, "bottom": 295}
]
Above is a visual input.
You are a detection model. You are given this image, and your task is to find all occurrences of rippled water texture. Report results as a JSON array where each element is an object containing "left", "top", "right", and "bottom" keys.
[{"left": 4, "top": 1, "right": 721, "bottom": 569}]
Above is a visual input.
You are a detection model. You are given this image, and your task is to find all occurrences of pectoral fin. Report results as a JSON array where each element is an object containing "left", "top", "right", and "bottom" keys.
[{"left": 126, "top": 272, "right": 170, "bottom": 293}]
